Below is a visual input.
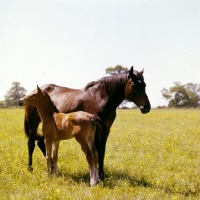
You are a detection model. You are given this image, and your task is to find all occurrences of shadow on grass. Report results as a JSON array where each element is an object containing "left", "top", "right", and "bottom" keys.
[
  {"left": 103, "top": 168, "right": 152, "bottom": 188},
  {"left": 58, "top": 168, "right": 200, "bottom": 196},
  {"left": 58, "top": 167, "right": 152, "bottom": 188},
  {"left": 58, "top": 168, "right": 90, "bottom": 186}
]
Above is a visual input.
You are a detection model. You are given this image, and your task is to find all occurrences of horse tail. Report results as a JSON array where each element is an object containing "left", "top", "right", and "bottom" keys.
[{"left": 24, "top": 115, "right": 30, "bottom": 138}]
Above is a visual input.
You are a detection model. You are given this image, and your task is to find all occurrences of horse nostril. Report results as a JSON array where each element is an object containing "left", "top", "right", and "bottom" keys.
[
  {"left": 140, "top": 106, "right": 144, "bottom": 110},
  {"left": 144, "top": 104, "right": 151, "bottom": 111},
  {"left": 140, "top": 104, "right": 151, "bottom": 114}
]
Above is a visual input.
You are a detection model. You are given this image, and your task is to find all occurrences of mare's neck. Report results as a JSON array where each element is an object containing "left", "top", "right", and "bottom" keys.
[
  {"left": 105, "top": 73, "right": 127, "bottom": 108},
  {"left": 105, "top": 89, "right": 125, "bottom": 110}
]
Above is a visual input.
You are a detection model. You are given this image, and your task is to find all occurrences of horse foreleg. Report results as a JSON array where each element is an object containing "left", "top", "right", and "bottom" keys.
[
  {"left": 94, "top": 129, "right": 104, "bottom": 180},
  {"left": 27, "top": 137, "right": 35, "bottom": 171},
  {"left": 95, "top": 128, "right": 110, "bottom": 180},
  {"left": 52, "top": 140, "right": 60, "bottom": 176},
  {"left": 25, "top": 105, "right": 41, "bottom": 171}
]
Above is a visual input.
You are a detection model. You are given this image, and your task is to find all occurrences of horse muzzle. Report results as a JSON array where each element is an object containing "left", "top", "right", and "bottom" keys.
[
  {"left": 140, "top": 104, "right": 151, "bottom": 114},
  {"left": 18, "top": 99, "right": 24, "bottom": 106}
]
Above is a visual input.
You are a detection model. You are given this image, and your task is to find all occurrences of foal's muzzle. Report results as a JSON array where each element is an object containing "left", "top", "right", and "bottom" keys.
[
  {"left": 18, "top": 99, "right": 24, "bottom": 106},
  {"left": 140, "top": 104, "right": 151, "bottom": 114}
]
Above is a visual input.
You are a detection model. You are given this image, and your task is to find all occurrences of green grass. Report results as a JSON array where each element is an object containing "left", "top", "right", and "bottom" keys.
[{"left": 0, "top": 108, "right": 200, "bottom": 199}]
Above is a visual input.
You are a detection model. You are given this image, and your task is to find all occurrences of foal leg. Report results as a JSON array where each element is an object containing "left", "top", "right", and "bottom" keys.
[
  {"left": 44, "top": 138, "right": 52, "bottom": 175},
  {"left": 52, "top": 140, "right": 60, "bottom": 176},
  {"left": 91, "top": 140, "right": 99, "bottom": 184},
  {"left": 37, "top": 135, "right": 54, "bottom": 171},
  {"left": 77, "top": 138, "right": 99, "bottom": 187}
]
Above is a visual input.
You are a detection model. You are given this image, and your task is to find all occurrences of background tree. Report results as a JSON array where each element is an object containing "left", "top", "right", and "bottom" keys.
[
  {"left": 4, "top": 82, "right": 27, "bottom": 107},
  {"left": 161, "top": 82, "right": 200, "bottom": 108},
  {"left": 0, "top": 100, "right": 6, "bottom": 108},
  {"left": 106, "top": 65, "right": 128, "bottom": 75}
]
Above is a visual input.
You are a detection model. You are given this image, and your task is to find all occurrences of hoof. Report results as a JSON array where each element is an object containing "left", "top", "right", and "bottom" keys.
[
  {"left": 28, "top": 166, "right": 33, "bottom": 172},
  {"left": 90, "top": 180, "right": 99, "bottom": 187}
]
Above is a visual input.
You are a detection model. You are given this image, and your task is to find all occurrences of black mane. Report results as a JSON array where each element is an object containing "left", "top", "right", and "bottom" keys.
[{"left": 84, "top": 71, "right": 129, "bottom": 94}]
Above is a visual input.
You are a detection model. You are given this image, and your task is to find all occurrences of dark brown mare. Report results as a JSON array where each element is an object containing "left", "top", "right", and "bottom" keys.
[
  {"left": 19, "top": 85, "right": 103, "bottom": 186},
  {"left": 22, "top": 66, "right": 151, "bottom": 179}
]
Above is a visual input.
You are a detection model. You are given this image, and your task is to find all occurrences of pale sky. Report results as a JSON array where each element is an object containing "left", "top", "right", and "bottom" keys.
[{"left": 0, "top": 0, "right": 200, "bottom": 107}]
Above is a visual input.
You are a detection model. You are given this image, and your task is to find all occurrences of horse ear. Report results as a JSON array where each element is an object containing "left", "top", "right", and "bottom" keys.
[
  {"left": 128, "top": 66, "right": 133, "bottom": 78},
  {"left": 129, "top": 66, "right": 137, "bottom": 81},
  {"left": 130, "top": 66, "right": 133, "bottom": 74},
  {"left": 140, "top": 68, "right": 144, "bottom": 75}
]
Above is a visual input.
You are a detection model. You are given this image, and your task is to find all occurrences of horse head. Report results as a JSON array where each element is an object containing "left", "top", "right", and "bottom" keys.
[
  {"left": 18, "top": 85, "right": 43, "bottom": 107},
  {"left": 125, "top": 66, "right": 151, "bottom": 114}
]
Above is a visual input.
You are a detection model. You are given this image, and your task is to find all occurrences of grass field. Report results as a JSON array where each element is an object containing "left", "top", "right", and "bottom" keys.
[{"left": 0, "top": 108, "right": 200, "bottom": 200}]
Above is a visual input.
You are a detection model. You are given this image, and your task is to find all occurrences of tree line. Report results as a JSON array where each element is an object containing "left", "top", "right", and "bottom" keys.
[
  {"left": 161, "top": 82, "right": 200, "bottom": 108},
  {"left": 0, "top": 82, "right": 27, "bottom": 108},
  {"left": 1, "top": 66, "right": 200, "bottom": 108}
]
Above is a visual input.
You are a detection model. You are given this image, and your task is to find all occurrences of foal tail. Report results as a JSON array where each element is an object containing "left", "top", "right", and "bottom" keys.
[{"left": 87, "top": 115, "right": 108, "bottom": 132}]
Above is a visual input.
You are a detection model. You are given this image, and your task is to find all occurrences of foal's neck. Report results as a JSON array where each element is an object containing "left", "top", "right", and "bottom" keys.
[{"left": 36, "top": 97, "right": 58, "bottom": 124}]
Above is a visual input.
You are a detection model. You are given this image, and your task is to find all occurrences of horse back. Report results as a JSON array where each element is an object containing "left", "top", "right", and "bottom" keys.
[
  {"left": 41, "top": 84, "right": 101, "bottom": 112},
  {"left": 41, "top": 83, "right": 116, "bottom": 127}
]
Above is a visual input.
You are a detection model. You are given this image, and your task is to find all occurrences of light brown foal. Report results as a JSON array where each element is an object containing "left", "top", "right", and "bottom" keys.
[{"left": 18, "top": 85, "right": 100, "bottom": 186}]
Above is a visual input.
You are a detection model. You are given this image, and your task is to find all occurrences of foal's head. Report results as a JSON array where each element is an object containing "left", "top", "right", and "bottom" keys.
[
  {"left": 125, "top": 67, "right": 151, "bottom": 114},
  {"left": 18, "top": 85, "right": 59, "bottom": 113},
  {"left": 18, "top": 85, "right": 46, "bottom": 107}
]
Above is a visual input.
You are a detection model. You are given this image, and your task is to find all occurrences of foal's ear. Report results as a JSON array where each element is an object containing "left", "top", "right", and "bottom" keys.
[{"left": 37, "top": 85, "right": 42, "bottom": 93}]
